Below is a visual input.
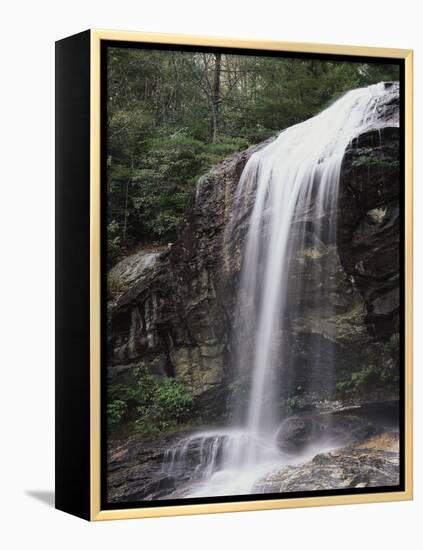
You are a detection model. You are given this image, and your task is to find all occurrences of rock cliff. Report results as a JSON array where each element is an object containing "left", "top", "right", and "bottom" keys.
[{"left": 107, "top": 82, "right": 400, "bottom": 422}]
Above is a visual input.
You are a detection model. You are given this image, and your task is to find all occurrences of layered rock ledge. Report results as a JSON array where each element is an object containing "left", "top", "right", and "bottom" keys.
[{"left": 255, "top": 432, "right": 399, "bottom": 493}]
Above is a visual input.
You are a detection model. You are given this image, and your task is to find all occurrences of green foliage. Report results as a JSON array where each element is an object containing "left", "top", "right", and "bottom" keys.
[
  {"left": 106, "top": 47, "right": 400, "bottom": 266},
  {"left": 200, "top": 137, "right": 250, "bottom": 171},
  {"left": 107, "top": 220, "right": 123, "bottom": 267},
  {"left": 351, "top": 366, "right": 376, "bottom": 385},
  {"left": 287, "top": 395, "right": 302, "bottom": 413},
  {"left": 336, "top": 361, "right": 399, "bottom": 397},
  {"left": 107, "top": 364, "right": 194, "bottom": 435},
  {"left": 336, "top": 366, "right": 374, "bottom": 395},
  {"left": 107, "top": 399, "right": 127, "bottom": 426},
  {"left": 127, "top": 133, "right": 206, "bottom": 241},
  {"left": 135, "top": 374, "right": 194, "bottom": 433}
]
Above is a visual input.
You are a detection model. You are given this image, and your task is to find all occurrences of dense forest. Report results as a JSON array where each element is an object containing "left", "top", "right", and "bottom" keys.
[{"left": 106, "top": 48, "right": 399, "bottom": 266}]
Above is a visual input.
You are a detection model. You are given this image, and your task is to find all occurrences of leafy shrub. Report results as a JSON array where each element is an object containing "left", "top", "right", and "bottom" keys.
[
  {"left": 336, "top": 361, "right": 398, "bottom": 397},
  {"left": 136, "top": 375, "right": 194, "bottom": 433},
  {"left": 107, "top": 399, "right": 127, "bottom": 426},
  {"left": 107, "top": 363, "right": 194, "bottom": 435},
  {"left": 335, "top": 366, "right": 377, "bottom": 396}
]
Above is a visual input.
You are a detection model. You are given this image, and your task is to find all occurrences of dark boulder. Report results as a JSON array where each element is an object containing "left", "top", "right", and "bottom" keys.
[{"left": 276, "top": 411, "right": 378, "bottom": 454}]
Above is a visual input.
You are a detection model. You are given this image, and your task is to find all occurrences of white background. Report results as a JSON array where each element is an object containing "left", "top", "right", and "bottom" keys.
[{"left": 0, "top": 0, "right": 421, "bottom": 548}]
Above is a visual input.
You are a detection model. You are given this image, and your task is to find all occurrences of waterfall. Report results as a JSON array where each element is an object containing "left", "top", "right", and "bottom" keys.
[{"left": 161, "top": 82, "right": 392, "bottom": 497}]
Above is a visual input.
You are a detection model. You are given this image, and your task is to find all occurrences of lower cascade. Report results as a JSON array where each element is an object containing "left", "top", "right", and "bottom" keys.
[{"left": 161, "top": 83, "right": 394, "bottom": 497}]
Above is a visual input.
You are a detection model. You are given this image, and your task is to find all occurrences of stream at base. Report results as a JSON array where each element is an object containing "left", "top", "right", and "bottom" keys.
[{"left": 161, "top": 428, "right": 341, "bottom": 497}]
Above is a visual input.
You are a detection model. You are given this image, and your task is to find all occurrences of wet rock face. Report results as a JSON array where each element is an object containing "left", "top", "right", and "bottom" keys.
[
  {"left": 107, "top": 139, "right": 273, "bottom": 419},
  {"left": 337, "top": 81, "right": 400, "bottom": 344},
  {"left": 107, "top": 84, "right": 400, "bottom": 418},
  {"left": 255, "top": 432, "right": 400, "bottom": 493},
  {"left": 108, "top": 248, "right": 162, "bottom": 301},
  {"left": 108, "top": 433, "right": 181, "bottom": 502}
]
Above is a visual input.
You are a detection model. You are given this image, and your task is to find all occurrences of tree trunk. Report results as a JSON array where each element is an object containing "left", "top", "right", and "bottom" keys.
[{"left": 211, "top": 53, "right": 222, "bottom": 143}]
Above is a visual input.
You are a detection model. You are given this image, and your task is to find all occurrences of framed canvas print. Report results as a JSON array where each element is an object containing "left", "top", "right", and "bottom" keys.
[{"left": 55, "top": 29, "right": 413, "bottom": 521}]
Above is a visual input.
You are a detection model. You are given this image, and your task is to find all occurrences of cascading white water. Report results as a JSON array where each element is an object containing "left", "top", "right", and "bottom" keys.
[
  {"left": 235, "top": 83, "right": 388, "bottom": 442},
  {"left": 161, "top": 83, "right": 391, "bottom": 497}
]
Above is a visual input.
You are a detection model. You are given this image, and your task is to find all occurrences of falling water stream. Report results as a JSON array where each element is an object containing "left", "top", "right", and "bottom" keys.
[{"left": 161, "top": 83, "right": 392, "bottom": 498}]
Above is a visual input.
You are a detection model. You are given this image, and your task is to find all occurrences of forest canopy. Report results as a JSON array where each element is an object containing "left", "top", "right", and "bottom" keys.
[{"left": 106, "top": 47, "right": 399, "bottom": 266}]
